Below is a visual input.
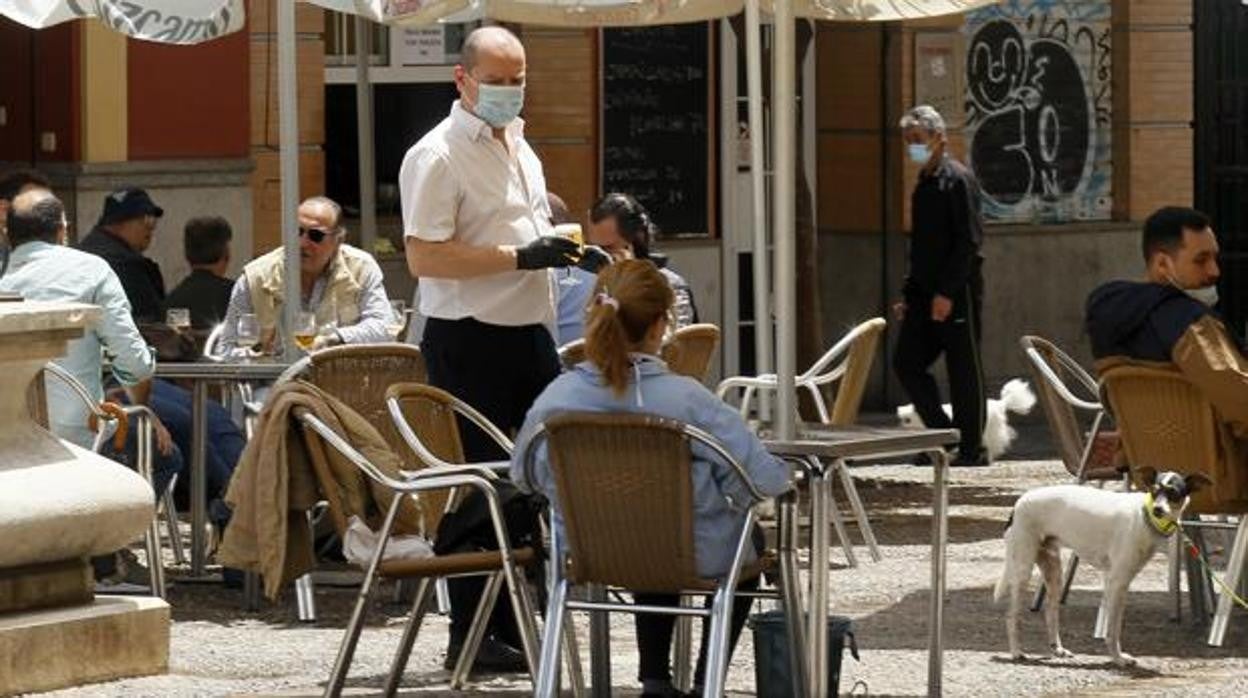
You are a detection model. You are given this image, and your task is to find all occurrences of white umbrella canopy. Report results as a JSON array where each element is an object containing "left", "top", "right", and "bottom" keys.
[
  {"left": 310, "top": 0, "right": 743, "bottom": 27},
  {"left": 0, "top": 0, "right": 245, "bottom": 43}
]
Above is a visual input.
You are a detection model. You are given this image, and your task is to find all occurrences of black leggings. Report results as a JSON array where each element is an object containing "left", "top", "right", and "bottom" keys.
[{"left": 633, "top": 576, "right": 760, "bottom": 689}]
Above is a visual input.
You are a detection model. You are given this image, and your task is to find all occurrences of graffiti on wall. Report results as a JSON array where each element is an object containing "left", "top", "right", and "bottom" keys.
[{"left": 963, "top": 0, "right": 1112, "bottom": 223}]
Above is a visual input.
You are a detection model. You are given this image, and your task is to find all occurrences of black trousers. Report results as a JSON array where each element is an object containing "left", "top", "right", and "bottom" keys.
[
  {"left": 892, "top": 284, "right": 987, "bottom": 456},
  {"left": 634, "top": 577, "right": 760, "bottom": 689},
  {"left": 421, "top": 316, "right": 561, "bottom": 647}
]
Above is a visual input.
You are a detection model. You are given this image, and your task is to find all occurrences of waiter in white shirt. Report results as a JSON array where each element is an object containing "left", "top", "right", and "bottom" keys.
[{"left": 398, "top": 26, "right": 605, "bottom": 671}]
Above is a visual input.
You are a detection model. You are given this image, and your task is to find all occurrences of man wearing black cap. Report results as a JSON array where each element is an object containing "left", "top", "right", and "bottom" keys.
[{"left": 79, "top": 187, "right": 167, "bottom": 324}]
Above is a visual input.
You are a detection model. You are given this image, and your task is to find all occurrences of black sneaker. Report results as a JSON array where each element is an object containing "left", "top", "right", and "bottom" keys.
[
  {"left": 951, "top": 448, "right": 990, "bottom": 467},
  {"left": 443, "top": 636, "right": 528, "bottom": 673}
]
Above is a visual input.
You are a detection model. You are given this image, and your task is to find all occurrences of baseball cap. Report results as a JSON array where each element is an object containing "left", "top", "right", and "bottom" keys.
[{"left": 99, "top": 187, "right": 164, "bottom": 225}]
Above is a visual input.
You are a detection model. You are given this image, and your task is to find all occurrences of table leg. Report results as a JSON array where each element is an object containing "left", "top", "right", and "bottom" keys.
[
  {"left": 807, "top": 457, "right": 829, "bottom": 698},
  {"left": 589, "top": 584, "right": 611, "bottom": 697},
  {"left": 928, "top": 449, "right": 949, "bottom": 696},
  {"left": 777, "top": 491, "right": 809, "bottom": 697},
  {"left": 190, "top": 380, "right": 209, "bottom": 577}
]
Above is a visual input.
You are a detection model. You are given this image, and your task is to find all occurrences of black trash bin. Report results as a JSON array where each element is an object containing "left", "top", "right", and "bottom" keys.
[{"left": 749, "top": 610, "right": 859, "bottom": 697}]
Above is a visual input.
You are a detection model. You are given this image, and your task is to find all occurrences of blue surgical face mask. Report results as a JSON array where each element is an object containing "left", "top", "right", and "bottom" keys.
[
  {"left": 907, "top": 143, "right": 931, "bottom": 164},
  {"left": 472, "top": 80, "right": 525, "bottom": 128}
]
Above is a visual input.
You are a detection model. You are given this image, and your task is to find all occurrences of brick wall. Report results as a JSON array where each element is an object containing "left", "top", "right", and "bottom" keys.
[
  {"left": 1113, "top": 0, "right": 1194, "bottom": 219},
  {"left": 248, "top": 1, "right": 326, "bottom": 255},
  {"left": 520, "top": 27, "right": 599, "bottom": 225}
]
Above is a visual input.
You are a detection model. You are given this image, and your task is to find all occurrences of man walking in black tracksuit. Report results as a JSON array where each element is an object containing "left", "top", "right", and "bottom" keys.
[{"left": 893, "top": 105, "right": 988, "bottom": 466}]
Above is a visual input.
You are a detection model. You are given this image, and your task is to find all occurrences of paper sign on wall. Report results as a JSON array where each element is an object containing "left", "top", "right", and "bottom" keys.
[
  {"left": 913, "top": 33, "right": 963, "bottom": 129},
  {"left": 395, "top": 26, "right": 445, "bottom": 65}
]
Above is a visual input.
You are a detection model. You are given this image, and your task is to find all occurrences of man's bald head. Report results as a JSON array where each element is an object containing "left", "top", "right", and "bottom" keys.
[
  {"left": 7, "top": 189, "right": 66, "bottom": 248},
  {"left": 461, "top": 26, "right": 524, "bottom": 72}
]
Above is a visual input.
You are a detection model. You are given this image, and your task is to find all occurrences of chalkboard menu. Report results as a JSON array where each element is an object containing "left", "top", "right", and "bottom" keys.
[{"left": 602, "top": 24, "right": 712, "bottom": 237}]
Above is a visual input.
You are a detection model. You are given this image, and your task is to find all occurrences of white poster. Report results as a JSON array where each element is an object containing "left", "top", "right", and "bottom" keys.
[
  {"left": 395, "top": 26, "right": 446, "bottom": 65},
  {"left": 0, "top": 0, "right": 245, "bottom": 44}
]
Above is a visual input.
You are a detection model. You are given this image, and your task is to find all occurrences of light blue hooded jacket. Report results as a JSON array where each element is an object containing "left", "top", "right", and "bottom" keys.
[{"left": 510, "top": 354, "right": 792, "bottom": 578}]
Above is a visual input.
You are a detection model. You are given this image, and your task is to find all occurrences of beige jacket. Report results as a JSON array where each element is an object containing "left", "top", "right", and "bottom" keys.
[
  {"left": 219, "top": 380, "right": 423, "bottom": 599},
  {"left": 243, "top": 245, "right": 371, "bottom": 333}
]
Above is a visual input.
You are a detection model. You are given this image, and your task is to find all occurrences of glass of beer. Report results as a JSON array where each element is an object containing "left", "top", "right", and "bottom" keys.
[
  {"left": 166, "top": 308, "right": 190, "bottom": 333},
  {"left": 293, "top": 311, "right": 318, "bottom": 352},
  {"left": 552, "top": 223, "right": 583, "bottom": 278}
]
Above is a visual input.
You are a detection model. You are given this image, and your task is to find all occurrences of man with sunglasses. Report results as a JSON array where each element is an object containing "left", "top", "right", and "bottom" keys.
[
  {"left": 219, "top": 196, "right": 390, "bottom": 353},
  {"left": 78, "top": 187, "right": 167, "bottom": 324}
]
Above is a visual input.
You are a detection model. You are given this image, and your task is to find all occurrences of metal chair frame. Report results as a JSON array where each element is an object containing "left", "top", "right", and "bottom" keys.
[
  {"left": 38, "top": 363, "right": 174, "bottom": 597},
  {"left": 519, "top": 413, "right": 781, "bottom": 698},
  {"left": 297, "top": 407, "right": 541, "bottom": 697}
]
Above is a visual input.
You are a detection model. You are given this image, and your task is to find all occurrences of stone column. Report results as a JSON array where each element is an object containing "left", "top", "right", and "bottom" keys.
[{"left": 0, "top": 300, "right": 169, "bottom": 695}]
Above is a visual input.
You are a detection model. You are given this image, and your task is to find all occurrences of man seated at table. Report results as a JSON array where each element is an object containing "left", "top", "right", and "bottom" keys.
[
  {"left": 0, "top": 188, "right": 183, "bottom": 588},
  {"left": 514, "top": 260, "right": 792, "bottom": 697},
  {"left": 220, "top": 196, "right": 392, "bottom": 352},
  {"left": 78, "top": 187, "right": 168, "bottom": 324},
  {"left": 1085, "top": 206, "right": 1246, "bottom": 460},
  {"left": 166, "top": 216, "right": 236, "bottom": 331}
]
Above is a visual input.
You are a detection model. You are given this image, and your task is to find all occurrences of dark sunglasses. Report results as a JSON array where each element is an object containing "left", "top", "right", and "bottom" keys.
[{"left": 298, "top": 226, "right": 335, "bottom": 243}]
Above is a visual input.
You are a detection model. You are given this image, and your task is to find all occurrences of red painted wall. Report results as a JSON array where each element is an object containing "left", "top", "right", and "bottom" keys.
[
  {"left": 127, "top": 29, "right": 249, "bottom": 159},
  {"left": 0, "top": 19, "right": 79, "bottom": 163}
]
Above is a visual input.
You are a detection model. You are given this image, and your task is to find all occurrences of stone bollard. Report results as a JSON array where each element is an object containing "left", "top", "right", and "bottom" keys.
[{"left": 0, "top": 300, "right": 169, "bottom": 695}]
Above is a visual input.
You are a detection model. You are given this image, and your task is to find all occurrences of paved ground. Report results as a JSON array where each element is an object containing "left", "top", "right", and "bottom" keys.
[{"left": 39, "top": 456, "right": 1248, "bottom": 697}]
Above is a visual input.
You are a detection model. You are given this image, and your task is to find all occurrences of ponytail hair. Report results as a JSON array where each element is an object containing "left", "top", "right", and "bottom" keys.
[
  {"left": 589, "top": 192, "right": 656, "bottom": 260},
  {"left": 584, "top": 259, "right": 674, "bottom": 395}
]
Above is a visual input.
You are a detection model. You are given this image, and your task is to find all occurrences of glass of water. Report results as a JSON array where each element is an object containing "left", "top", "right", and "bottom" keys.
[
  {"left": 235, "top": 313, "right": 260, "bottom": 360},
  {"left": 387, "top": 300, "right": 407, "bottom": 339}
]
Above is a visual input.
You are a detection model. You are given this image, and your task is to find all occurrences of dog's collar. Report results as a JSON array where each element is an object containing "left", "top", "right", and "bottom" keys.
[{"left": 1143, "top": 492, "right": 1178, "bottom": 537}]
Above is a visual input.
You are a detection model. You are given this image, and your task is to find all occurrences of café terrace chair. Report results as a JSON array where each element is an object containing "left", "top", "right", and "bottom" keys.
[
  {"left": 27, "top": 363, "right": 175, "bottom": 597},
  {"left": 661, "top": 323, "right": 721, "bottom": 383},
  {"left": 1101, "top": 363, "right": 1248, "bottom": 647},
  {"left": 384, "top": 381, "right": 585, "bottom": 695},
  {"left": 519, "top": 412, "right": 792, "bottom": 698},
  {"left": 716, "top": 317, "right": 887, "bottom": 566},
  {"left": 293, "top": 402, "right": 542, "bottom": 696},
  {"left": 248, "top": 343, "right": 429, "bottom": 621}
]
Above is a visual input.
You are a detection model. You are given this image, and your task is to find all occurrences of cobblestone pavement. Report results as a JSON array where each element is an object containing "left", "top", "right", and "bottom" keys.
[{"left": 39, "top": 459, "right": 1248, "bottom": 697}]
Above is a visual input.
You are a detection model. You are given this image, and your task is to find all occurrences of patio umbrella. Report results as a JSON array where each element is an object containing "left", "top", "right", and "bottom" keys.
[{"left": 0, "top": 0, "right": 244, "bottom": 43}]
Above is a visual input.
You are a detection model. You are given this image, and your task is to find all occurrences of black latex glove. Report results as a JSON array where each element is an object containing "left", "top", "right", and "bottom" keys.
[
  {"left": 515, "top": 235, "right": 580, "bottom": 270},
  {"left": 576, "top": 245, "right": 612, "bottom": 273}
]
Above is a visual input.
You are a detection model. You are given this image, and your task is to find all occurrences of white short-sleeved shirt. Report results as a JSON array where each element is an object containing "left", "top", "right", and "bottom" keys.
[{"left": 399, "top": 101, "right": 555, "bottom": 327}]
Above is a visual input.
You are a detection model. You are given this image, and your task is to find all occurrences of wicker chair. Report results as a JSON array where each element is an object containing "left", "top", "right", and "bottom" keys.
[
  {"left": 661, "top": 323, "right": 721, "bottom": 383},
  {"left": 518, "top": 412, "right": 785, "bottom": 698},
  {"left": 294, "top": 403, "right": 541, "bottom": 697},
  {"left": 1101, "top": 363, "right": 1248, "bottom": 646},
  {"left": 27, "top": 363, "right": 175, "bottom": 598},
  {"left": 257, "top": 343, "right": 428, "bottom": 621},
  {"left": 717, "top": 317, "right": 887, "bottom": 566},
  {"left": 557, "top": 339, "right": 586, "bottom": 370}
]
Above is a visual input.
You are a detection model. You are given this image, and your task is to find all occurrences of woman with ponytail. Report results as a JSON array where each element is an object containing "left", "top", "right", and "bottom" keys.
[{"left": 512, "top": 260, "right": 791, "bottom": 697}]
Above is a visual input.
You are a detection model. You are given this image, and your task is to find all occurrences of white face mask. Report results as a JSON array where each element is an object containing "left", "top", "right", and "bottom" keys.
[
  {"left": 1167, "top": 272, "right": 1219, "bottom": 307},
  {"left": 907, "top": 143, "right": 931, "bottom": 164}
]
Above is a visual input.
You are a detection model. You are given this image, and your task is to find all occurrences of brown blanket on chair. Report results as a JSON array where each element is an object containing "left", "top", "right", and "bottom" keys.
[{"left": 219, "top": 380, "right": 424, "bottom": 599}]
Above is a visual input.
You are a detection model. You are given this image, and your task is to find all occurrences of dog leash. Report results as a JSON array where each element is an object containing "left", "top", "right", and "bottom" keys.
[{"left": 1176, "top": 523, "right": 1248, "bottom": 612}]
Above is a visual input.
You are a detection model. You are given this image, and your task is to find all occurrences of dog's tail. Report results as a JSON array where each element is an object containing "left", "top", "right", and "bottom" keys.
[{"left": 999, "top": 378, "right": 1037, "bottom": 416}]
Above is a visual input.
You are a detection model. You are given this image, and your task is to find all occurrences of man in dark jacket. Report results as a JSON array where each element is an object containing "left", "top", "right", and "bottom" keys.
[
  {"left": 892, "top": 105, "right": 988, "bottom": 466},
  {"left": 78, "top": 187, "right": 166, "bottom": 324},
  {"left": 1085, "top": 206, "right": 1247, "bottom": 450},
  {"left": 166, "top": 216, "right": 235, "bottom": 330}
]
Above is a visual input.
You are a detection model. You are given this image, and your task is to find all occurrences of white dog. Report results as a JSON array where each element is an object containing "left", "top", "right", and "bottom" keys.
[
  {"left": 896, "top": 378, "right": 1036, "bottom": 460},
  {"left": 994, "top": 468, "right": 1211, "bottom": 666}
]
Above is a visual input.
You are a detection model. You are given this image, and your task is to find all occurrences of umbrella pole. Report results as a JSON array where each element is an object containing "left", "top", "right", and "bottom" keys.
[
  {"left": 745, "top": 0, "right": 772, "bottom": 420},
  {"left": 278, "top": 0, "right": 301, "bottom": 343},
  {"left": 772, "top": 0, "right": 797, "bottom": 440},
  {"left": 355, "top": 17, "right": 378, "bottom": 251}
]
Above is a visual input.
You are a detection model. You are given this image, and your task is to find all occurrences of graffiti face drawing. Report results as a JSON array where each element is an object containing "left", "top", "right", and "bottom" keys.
[{"left": 966, "top": 20, "right": 1093, "bottom": 211}]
